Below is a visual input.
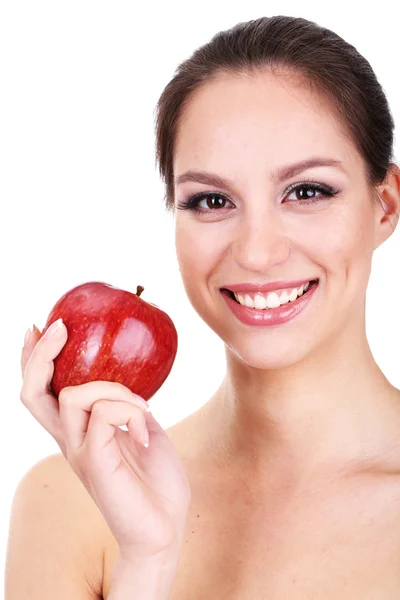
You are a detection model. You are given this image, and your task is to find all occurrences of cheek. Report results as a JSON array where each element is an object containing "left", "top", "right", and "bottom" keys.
[
  {"left": 333, "top": 213, "right": 373, "bottom": 270},
  {"left": 175, "top": 222, "right": 197, "bottom": 272},
  {"left": 298, "top": 207, "right": 374, "bottom": 268},
  {"left": 175, "top": 221, "right": 222, "bottom": 277},
  {"left": 301, "top": 209, "right": 375, "bottom": 307},
  {"left": 174, "top": 223, "right": 216, "bottom": 319}
]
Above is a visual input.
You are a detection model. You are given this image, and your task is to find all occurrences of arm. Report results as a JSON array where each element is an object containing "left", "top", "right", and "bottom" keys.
[{"left": 5, "top": 453, "right": 106, "bottom": 600}]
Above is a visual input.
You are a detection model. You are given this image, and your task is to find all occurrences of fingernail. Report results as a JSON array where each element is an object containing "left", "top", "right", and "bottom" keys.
[
  {"left": 138, "top": 402, "right": 151, "bottom": 413},
  {"left": 44, "top": 318, "right": 63, "bottom": 338},
  {"left": 134, "top": 396, "right": 151, "bottom": 412},
  {"left": 24, "top": 327, "right": 33, "bottom": 346}
]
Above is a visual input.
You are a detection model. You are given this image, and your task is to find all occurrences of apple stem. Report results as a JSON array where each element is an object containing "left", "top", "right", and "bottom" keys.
[{"left": 136, "top": 285, "right": 144, "bottom": 297}]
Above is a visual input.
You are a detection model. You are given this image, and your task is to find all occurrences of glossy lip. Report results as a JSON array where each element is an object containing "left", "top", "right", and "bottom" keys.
[
  {"left": 221, "top": 278, "right": 318, "bottom": 294},
  {"left": 220, "top": 280, "right": 319, "bottom": 327}
]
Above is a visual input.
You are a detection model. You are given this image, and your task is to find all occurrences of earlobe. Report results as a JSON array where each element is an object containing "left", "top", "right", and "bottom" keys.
[{"left": 373, "top": 164, "right": 400, "bottom": 249}]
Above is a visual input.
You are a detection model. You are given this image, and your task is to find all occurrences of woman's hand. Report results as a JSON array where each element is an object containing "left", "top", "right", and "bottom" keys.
[{"left": 20, "top": 319, "right": 192, "bottom": 561}]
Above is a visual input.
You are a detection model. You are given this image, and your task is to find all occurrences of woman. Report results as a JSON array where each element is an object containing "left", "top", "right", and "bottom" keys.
[{"left": 6, "top": 14, "right": 400, "bottom": 599}]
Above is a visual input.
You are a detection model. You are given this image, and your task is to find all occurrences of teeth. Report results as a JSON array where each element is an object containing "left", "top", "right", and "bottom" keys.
[
  {"left": 233, "top": 281, "right": 314, "bottom": 310},
  {"left": 280, "top": 291, "right": 290, "bottom": 305},
  {"left": 266, "top": 292, "right": 280, "bottom": 308},
  {"left": 244, "top": 294, "right": 254, "bottom": 308},
  {"left": 254, "top": 293, "right": 267, "bottom": 309}
]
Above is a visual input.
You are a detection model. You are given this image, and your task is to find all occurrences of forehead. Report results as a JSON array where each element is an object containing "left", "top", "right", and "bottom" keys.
[{"left": 173, "top": 71, "right": 358, "bottom": 177}]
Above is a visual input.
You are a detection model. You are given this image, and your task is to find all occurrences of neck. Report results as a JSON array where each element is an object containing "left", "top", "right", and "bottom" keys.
[{"left": 205, "top": 323, "right": 399, "bottom": 483}]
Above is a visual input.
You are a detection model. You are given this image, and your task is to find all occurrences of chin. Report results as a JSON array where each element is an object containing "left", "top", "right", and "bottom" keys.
[
  {"left": 189, "top": 295, "right": 324, "bottom": 370},
  {"left": 225, "top": 338, "right": 312, "bottom": 371}
]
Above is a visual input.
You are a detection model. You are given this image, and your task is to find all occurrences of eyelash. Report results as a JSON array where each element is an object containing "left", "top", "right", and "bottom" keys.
[{"left": 176, "top": 181, "right": 341, "bottom": 215}]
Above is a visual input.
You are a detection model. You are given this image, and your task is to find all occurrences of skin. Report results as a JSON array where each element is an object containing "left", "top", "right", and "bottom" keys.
[
  {"left": 6, "top": 68, "right": 400, "bottom": 599},
  {"left": 173, "top": 68, "right": 400, "bottom": 487}
]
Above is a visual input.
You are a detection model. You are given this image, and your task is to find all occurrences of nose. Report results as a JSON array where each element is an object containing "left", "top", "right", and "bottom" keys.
[{"left": 230, "top": 210, "right": 290, "bottom": 273}]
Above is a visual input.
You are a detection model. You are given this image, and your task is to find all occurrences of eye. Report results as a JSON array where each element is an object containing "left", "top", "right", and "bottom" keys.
[
  {"left": 176, "top": 181, "right": 340, "bottom": 215},
  {"left": 284, "top": 182, "right": 338, "bottom": 205},
  {"left": 176, "top": 192, "right": 232, "bottom": 214}
]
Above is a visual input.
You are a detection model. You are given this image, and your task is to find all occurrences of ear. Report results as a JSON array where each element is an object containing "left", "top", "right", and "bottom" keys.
[{"left": 373, "top": 163, "right": 400, "bottom": 250}]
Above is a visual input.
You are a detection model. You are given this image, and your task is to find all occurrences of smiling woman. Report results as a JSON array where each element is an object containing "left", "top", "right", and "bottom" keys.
[{"left": 6, "top": 13, "right": 400, "bottom": 600}]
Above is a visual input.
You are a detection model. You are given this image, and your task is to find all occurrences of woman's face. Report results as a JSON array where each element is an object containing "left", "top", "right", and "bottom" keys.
[{"left": 172, "top": 70, "right": 383, "bottom": 369}]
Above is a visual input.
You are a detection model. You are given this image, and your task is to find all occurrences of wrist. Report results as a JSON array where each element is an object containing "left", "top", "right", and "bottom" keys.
[{"left": 108, "top": 549, "right": 180, "bottom": 600}]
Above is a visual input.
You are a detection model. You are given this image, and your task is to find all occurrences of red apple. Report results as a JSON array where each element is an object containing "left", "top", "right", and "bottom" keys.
[{"left": 42, "top": 281, "right": 178, "bottom": 401}]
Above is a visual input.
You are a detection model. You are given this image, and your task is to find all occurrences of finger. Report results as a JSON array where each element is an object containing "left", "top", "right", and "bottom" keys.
[
  {"left": 20, "top": 320, "right": 68, "bottom": 444},
  {"left": 20, "top": 324, "right": 42, "bottom": 377},
  {"left": 84, "top": 399, "right": 148, "bottom": 460},
  {"left": 58, "top": 381, "right": 149, "bottom": 452}
]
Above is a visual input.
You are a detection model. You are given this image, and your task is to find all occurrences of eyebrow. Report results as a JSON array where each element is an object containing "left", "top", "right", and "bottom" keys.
[{"left": 175, "top": 157, "right": 345, "bottom": 188}]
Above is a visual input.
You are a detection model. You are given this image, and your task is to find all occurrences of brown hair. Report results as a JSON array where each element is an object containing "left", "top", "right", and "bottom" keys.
[{"left": 155, "top": 15, "right": 397, "bottom": 214}]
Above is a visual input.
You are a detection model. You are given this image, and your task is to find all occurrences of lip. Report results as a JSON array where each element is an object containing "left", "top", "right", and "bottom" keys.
[
  {"left": 221, "top": 279, "right": 318, "bottom": 294},
  {"left": 220, "top": 280, "right": 319, "bottom": 327}
]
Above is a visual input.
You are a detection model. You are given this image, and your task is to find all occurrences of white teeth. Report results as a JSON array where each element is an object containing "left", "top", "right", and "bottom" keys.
[
  {"left": 244, "top": 294, "right": 254, "bottom": 308},
  {"left": 279, "top": 291, "right": 290, "bottom": 305},
  {"left": 254, "top": 293, "right": 267, "bottom": 309},
  {"left": 232, "top": 280, "right": 315, "bottom": 309},
  {"left": 266, "top": 292, "right": 280, "bottom": 308}
]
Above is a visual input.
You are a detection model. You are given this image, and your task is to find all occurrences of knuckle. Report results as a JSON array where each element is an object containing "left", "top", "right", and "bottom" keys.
[
  {"left": 115, "top": 381, "right": 129, "bottom": 392},
  {"left": 107, "top": 381, "right": 128, "bottom": 396},
  {"left": 19, "top": 385, "right": 31, "bottom": 406},
  {"left": 112, "top": 381, "right": 132, "bottom": 397},
  {"left": 91, "top": 399, "right": 109, "bottom": 416},
  {"left": 58, "top": 386, "right": 73, "bottom": 404}
]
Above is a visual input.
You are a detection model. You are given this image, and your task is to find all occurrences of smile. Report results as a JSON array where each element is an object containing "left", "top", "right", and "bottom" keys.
[
  {"left": 220, "top": 280, "right": 319, "bottom": 327},
  {"left": 224, "top": 280, "right": 318, "bottom": 310}
]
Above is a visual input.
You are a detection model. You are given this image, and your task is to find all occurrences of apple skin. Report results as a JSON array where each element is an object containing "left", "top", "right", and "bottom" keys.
[{"left": 42, "top": 282, "right": 178, "bottom": 401}]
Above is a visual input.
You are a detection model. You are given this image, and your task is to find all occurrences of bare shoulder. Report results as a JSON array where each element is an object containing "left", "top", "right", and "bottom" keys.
[
  {"left": 11, "top": 451, "right": 113, "bottom": 535},
  {"left": 7, "top": 407, "right": 211, "bottom": 600},
  {"left": 6, "top": 452, "right": 109, "bottom": 599}
]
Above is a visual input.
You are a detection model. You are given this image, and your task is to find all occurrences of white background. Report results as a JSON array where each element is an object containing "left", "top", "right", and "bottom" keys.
[{"left": 1, "top": 0, "right": 399, "bottom": 589}]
